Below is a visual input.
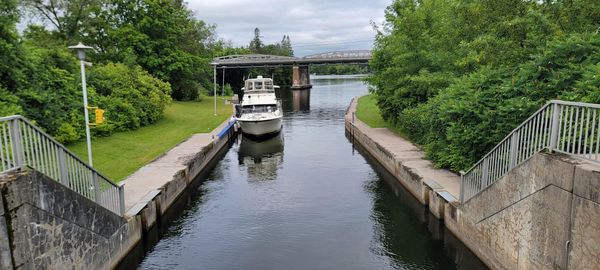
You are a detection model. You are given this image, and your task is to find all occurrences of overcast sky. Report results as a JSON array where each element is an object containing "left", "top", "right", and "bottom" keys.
[{"left": 186, "top": 0, "right": 390, "bottom": 56}]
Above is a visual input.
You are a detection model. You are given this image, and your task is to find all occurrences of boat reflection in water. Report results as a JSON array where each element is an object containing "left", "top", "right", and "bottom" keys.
[{"left": 238, "top": 133, "right": 284, "bottom": 181}]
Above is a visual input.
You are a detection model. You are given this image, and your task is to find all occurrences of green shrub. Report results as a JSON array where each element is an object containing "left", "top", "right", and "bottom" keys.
[
  {"left": 0, "top": 87, "right": 22, "bottom": 116},
  {"left": 88, "top": 62, "right": 172, "bottom": 133},
  {"left": 223, "top": 84, "right": 234, "bottom": 96}
]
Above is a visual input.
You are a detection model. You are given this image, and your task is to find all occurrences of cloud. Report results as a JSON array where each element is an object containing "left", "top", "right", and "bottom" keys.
[{"left": 187, "top": 0, "right": 390, "bottom": 56}]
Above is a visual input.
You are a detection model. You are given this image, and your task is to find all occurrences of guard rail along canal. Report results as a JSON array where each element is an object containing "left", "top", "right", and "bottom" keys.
[
  {"left": 0, "top": 115, "right": 124, "bottom": 215},
  {"left": 461, "top": 100, "right": 600, "bottom": 202}
]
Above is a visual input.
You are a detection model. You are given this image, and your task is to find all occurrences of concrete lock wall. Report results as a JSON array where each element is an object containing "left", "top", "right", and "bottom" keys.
[
  {"left": 444, "top": 153, "right": 600, "bottom": 270},
  {"left": 0, "top": 170, "right": 141, "bottom": 270}
]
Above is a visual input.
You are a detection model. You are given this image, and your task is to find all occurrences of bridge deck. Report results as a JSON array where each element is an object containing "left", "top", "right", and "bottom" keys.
[{"left": 211, "top": 50, "right": 371, "bottom": 68}]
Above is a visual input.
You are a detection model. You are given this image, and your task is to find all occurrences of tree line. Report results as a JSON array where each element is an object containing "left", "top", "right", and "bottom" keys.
[
  {"left": 368, "top": 0, "right": 600, "bottom": 172},
  {"left": 0, "top": 0, "right": 293, "bottom": 144}
]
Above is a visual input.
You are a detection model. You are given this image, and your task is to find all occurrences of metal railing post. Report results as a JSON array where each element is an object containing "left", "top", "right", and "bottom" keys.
[
  {"left": 459, "top": 171, "right": 465, "bottom": 203},
  {"left": 57, "top": 148, "right": 68, "bottom": 186},
  {"left": 92, "top": 171, "right": 101, "bottom": 204},
  {"left": 481, "top": 158, "right": 490, "bottom": 187},
  {"left": 549, "top": 103, "right": 561, "bottom": 152},
  {"left": 509, "top": 131, "right": 519, "bottom": 167},
  {"left": 10, "top": 119, "right": 24, "bottom": 168},
  {"left": 118, "top": 182, "right": 126, "bottom": 216}
]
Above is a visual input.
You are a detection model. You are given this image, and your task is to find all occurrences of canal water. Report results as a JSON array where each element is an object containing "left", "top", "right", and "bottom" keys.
[{"left": 134, "top": 75, "right": 487, "bottom": 270}]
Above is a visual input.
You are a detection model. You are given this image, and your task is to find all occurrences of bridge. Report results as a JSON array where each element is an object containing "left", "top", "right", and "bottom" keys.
[{"left": 211, "top": 50, "right": 371, "bottom": 90}]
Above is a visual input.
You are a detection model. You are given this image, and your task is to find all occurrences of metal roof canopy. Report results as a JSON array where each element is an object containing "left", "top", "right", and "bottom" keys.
[{"left": 211, "top": 50, "right": 371, "bottom": 68}]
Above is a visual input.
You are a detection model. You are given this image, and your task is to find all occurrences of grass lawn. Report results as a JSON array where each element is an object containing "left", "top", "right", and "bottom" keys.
[
  {"left": 355, "top": 94, "right": 388, "bottom": 128},
  {"left": 355, "top": 94, "right": 405, "bottom": 136},
  {"left": 68, "top": 97, "right": 232, "bottom": 181}
]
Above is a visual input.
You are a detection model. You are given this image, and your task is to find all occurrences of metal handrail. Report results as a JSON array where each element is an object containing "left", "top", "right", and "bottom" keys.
[
  {"left": 0, "top": 115, "right": 125, "bottom": 215},
  {"left": 460, "top": 100, "right": 600, "bottom": 203}
]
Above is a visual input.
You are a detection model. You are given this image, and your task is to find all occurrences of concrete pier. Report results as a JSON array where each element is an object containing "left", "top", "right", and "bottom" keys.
[{"left": 291, "top": 64, "right": 312, "bottom": 90}]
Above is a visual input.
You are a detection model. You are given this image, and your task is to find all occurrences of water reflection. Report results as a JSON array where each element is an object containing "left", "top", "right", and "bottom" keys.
[
  {"left": 238, "top": 133, "right": 284, "bottom": 181},
  {"left": 291, "top": 90, "right": 310, "bottom": 112},
  {"left": 353, "top": 137, "right": 488, "bottom": 270},
  {"left": 278, "top": 87, "right": 310, "bottom": 113}
]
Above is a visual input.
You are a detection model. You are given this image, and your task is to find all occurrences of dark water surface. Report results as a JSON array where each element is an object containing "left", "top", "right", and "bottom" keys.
[{"left": 135, "top": 76, "right": 487, "bottom": 270}]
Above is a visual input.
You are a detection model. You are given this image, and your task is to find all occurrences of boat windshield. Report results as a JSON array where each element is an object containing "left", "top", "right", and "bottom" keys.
[{"left": 242, "top": 104, "right": 277, "bottom": 114}]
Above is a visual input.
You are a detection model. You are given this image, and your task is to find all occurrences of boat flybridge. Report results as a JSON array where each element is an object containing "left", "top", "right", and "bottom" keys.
[{"left": 235, "top": 76, "right": 282, "bottom": 137}]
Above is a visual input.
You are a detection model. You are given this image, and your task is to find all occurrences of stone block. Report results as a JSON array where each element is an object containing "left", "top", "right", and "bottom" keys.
[
  {"left": 141, "top": 200, "right": 158, "bottom": 231},
  {"left": 0, "top": 196, "right": 14, "bottom": 270},
  {"left": 572, "top": 162, "right": 600, "bottom": 204},
  {"left": 159, "top": 170, "right": 188, "bottom": 214},
  {"left": 568, "top": 196, "right": 600, "bottom": 269},
  {"left": 428, "top": 190, "right": 444, "bottom": 220},
  {"left": 462, "top": 153, "right": 577, "bottom": 223}
]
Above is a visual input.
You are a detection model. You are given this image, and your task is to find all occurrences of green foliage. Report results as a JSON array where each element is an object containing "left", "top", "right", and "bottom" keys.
[
  {"left": 311, "top": 65, "right": 369, "bottom": 75},
  {"left": 370, "top": 0, "right": 600, "bottom": 172},
  {"left": 88, "top": 62, "right": 172, "bottom": 133},
  {"left": 0, "top": 86, "right": 22, "bottom": 116},
  {"left": 223, "top": 84, "right": 234, "bottom": 96},
  {"left": 85, "top": 0, "right": 217, "bottom": 101},
  {"left": 0, "top": 0, "right": 26, "bottom": 92}
]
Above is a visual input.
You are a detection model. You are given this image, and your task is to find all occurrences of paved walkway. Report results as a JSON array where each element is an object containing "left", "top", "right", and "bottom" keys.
[
  {"left": 347, "top": 98, "right": 461, "bottom": 198},
  {"left": 121, "top": 119, "right": 231, "bottom": 211}
]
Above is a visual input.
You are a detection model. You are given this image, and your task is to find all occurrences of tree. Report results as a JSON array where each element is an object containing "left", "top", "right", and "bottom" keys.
[
  {"left": 369, "top": 0, "right": 600, "bottom": 171},
  {"left": 280, "top": 35, "right": 293, "bottom": 56},
  {"left": 0, "top": 0, "right": 27, "bottom": 92},
  {"left": 249, "top": 27, "right": 263, "bottom": 53},
  {"left": 20, "top": 0, "right": 101, "bottom": 41},
  {"left": 86, "top": 0, "right": 217, "bottom": 100}
]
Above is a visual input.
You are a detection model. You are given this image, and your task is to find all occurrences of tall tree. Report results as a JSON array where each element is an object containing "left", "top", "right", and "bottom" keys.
[
  {"left": 86, "top": 0, "right": 217, "bottom": 100},
  {"left": 0, "top": 0, "right": 24, "bottom": 115},
  {"left": 249, "top": 27, "right": 263, "bottom": 53},
  {"left": 20, "top": 0, "right": 101, "bottom": 41}
]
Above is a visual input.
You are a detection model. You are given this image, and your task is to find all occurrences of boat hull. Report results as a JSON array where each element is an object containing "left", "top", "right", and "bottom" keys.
[{"left": 238, "top": 117, "right": 282, "bottom": 136}]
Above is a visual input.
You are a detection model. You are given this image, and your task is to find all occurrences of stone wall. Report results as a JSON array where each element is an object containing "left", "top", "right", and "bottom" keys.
[
  {"left": 445, "top": 153, "right": 600, "bottom": 270},
  {"left": 0, "top": 170, "right": 141, "bottom": 270}
]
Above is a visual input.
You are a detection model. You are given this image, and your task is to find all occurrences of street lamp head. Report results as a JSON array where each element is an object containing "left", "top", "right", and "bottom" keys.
[{"left": 68, "top": 42, "right": 93, "bottom": 61}]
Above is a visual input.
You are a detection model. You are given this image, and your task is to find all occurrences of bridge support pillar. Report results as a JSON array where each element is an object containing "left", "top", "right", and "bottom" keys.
[{"left": 291, "top": 64, "right": 312, "bottom": 90}]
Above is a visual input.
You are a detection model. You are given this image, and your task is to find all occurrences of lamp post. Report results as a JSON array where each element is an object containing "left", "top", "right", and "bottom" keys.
[{"left": 69, "top": 42, "right": 94, "bottom": 167}]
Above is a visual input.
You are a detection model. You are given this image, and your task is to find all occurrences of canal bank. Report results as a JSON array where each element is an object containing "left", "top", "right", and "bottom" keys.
[{"left": 345, "top": 96, "right": 600, "bottom": 269}]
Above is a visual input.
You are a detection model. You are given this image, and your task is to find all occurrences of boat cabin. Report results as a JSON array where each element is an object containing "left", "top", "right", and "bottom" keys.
[{"left": 243, "top": 76, "right": 277, "bottom": 92}]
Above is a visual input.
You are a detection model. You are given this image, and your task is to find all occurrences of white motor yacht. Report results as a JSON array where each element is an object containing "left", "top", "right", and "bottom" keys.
[{"left": 235, "top": 76, "right": 283, "bottom": 136}]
